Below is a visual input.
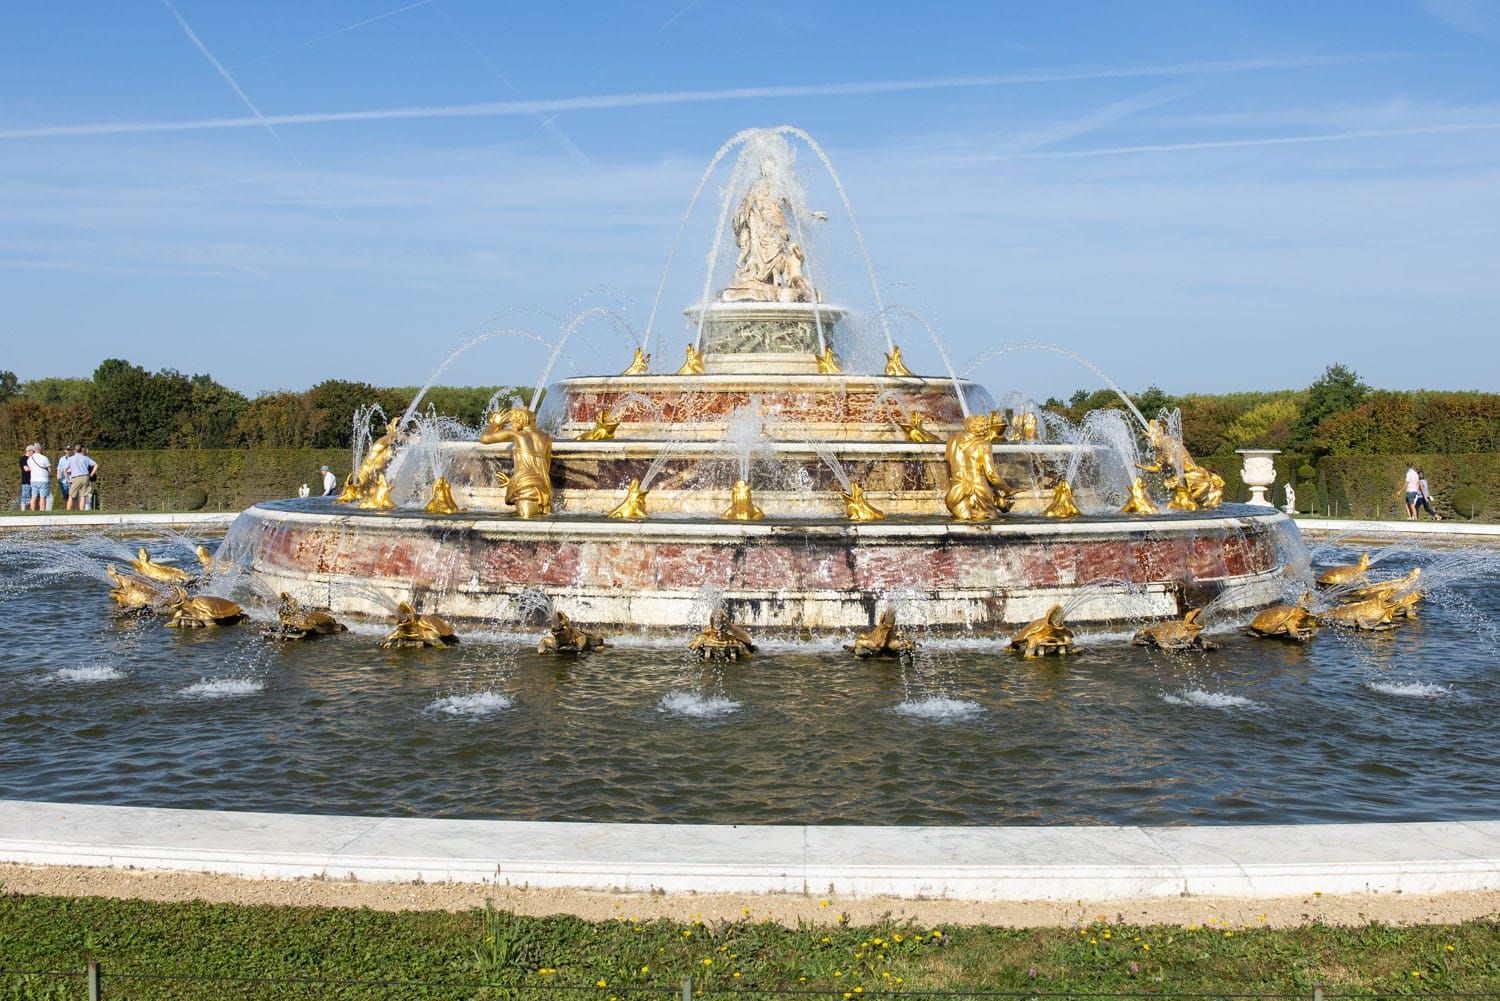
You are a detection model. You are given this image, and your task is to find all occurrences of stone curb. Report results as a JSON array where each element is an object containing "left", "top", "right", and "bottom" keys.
[
  {"left": 3, "top": 801, "right": 1498, "bottom": 900},
  {"left": 1295, "top": 517, "right": 1500, "bottom": 540},
  {"left": 0, "top": 512, "right": 238, "bottom": 532}
]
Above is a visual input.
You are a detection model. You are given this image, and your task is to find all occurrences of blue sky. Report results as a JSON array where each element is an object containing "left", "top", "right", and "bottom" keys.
[{"left": 2, "top": 0, "right": 1498, "bottom": 398}]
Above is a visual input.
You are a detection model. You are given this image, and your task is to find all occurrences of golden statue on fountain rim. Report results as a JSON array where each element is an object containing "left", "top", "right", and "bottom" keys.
[
  {"left": 576, "top": 411, "right": 620, "bottom": 441},
  {"left": 1042, "top": 480, "right": 1082, "bottom": 519},
  {"left": 722, "top": 479, "right": 764, "bottom": 521},
  {"left": 842, "top": 482, "right": 885, "bottom": 521},
  {"left": 884, "top": 344, "right": 913, "bottom": 377},
  {"left": 358, "top": 473, "right": 396, "bottom": 510},
  {"left": 1007, "top": 411, "right": 1040, "bottom": 442},
  {"left": 424, "top": 476, "right": 461, "bottom": 514},
  {"left": 607, "top": 478, "right": 650, "bottom": 519},
  {"left": 480, "top": 406, "right": 553, "bottom": 519},
  {"left": 1120, "top": 476, "right": 1159, "bottom": 515},
  {"left": 815, "top": 344, "right": 841, "bottom": 374},
  {"left": 341, "top": 416, "right": 404, "bottom": 505},
  {"left": 896, "top": 410, "right": 942, "bottom": 443},
  {"left": 676, "top": 344, "right": 706, "bottom": 375},
  {"left": 1136, "top": 418, "right": 1224, "bottom": 509},
  {"left": 943, "top": 413, "right": 1013, "bottom": 521},
  {"left": 622, "top": 347, "right": 650, "bottom": 375}
]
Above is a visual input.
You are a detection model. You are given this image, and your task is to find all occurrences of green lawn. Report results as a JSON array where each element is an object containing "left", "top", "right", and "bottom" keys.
[{"left": 1, "top": 894, "right": 1497, "bottom": 999}]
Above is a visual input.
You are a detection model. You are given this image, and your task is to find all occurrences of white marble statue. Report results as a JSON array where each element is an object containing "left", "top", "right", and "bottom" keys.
[{"left": 1283, "top": 482, "right": 1296, "bottom": 515}]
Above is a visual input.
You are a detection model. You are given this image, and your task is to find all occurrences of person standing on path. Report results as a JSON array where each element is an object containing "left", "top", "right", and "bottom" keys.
[
  {"left": 1403, "top": 463, "right": 1421, "bottom": 520},
  {"left": 65, "top": 446, "right": 97, "bottom": 511},
  {"left": 79, "top": 447, "right": 99, "bottom": 509},
  {"left": 320, "top": 465, "right": 337, "bottom": 497},
  {"left": 57, "top": 445, "right": 73, "bottom": 506},
  {"left": 19, "top": 447, "right": 32, "bottom": 510},
  {"left": 26, "top": 444, "right": 51, "bottom": 511}
]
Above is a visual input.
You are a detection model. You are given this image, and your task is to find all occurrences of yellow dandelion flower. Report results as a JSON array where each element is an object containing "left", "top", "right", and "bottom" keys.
[
  {"left": 732, "top": 972, "right": 741, "bottom": 979},
  {"left": 855, "top": 988, "right": 864, "bottom": 994},
  {"left": 820, "top": 899, "right": 831, "bottom": 907},
  {"left": 640, "top": 966, "right": 650, "bottom": 974},
  {"left": 893, "top": 934, "right": 903, "bottom": 942},
  {"left": 834, "top": 971, "right": 843, "bottom": 977},
  {"left": 596, "top": 979, "right": 608, "bottom": 988},
  {"left": 1446, "top": 945, "right": 1456, "bottom": 952},
  {"left": 702, "top": 958, "right": 712, "bottom": 967},
  {"left": 1142, "top": 943, "right": 1151, "bottom": 951},
  {"left": 1412, "top": 971, "right": 1422, "bottom": 978},
  {"left": 682, "top": 930, "right": 692, "bottom": 938}
]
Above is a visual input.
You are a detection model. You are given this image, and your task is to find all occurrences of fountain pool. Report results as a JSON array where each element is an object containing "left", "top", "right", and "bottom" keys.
[{"left": 2, "top": 536, "right": 1496, "bottom": 827}]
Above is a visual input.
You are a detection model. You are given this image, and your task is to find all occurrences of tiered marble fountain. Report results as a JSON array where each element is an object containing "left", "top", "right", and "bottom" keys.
[{"left": 225, "top": 133, "right": 1296, "bottom": 637}]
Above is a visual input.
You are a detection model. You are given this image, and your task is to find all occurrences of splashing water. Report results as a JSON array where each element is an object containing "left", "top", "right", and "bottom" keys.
[
  {"left": 1160, "top": 689, "right": 1261, "bottom": 711},
  {"left": 428, "top": 691, "right": 515, "bottom": 717},
  {"left": 1367, "top": 680, "right": 1455, "bottom": 699},
  {"left": 401, "top": 327, "right": 550, "bottom": 428},
  {"left": 48, "top": 665, "right": 127, "bottom": 684},
  {"left": 178, "top": 678, "right": 264, "bottom": 699},
  {"left": 963, "top": 341, "right": 1149, "bottom": 430},
  {"left": 658, "top": 691, "right": 740, "bottom": 718},
  {"left": 891, "top": 696, "right": 983, "bottom": 722}
]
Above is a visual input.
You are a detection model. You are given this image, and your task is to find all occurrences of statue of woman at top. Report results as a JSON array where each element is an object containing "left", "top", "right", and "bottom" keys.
[{"left": 724, "top": 158, "right": 791, "bottom": 301}]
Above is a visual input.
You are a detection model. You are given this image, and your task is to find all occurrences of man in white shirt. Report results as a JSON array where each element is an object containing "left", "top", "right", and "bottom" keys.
[
  {"left": 26, "top": 444, "right": 51, "bottom": 511},
  {"left": 1403, "top": 464, "right": 1420, "bottom": 520},
  {"left": 320, "top": 465, "right": 337, "bottom": 497}
]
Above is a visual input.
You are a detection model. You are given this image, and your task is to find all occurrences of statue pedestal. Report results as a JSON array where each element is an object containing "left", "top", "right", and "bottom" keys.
[{"left": 1236, "top": 449, "right": 1280, "bottom": 507}]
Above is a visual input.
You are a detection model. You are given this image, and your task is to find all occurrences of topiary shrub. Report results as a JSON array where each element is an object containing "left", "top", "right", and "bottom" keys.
[
  {"left": 1451, "top": 485, "right": 1484, "bottom": 520},
  {"left": 180, "top": 485, "right": 208, "bottom": 511},
  {"left": 1295, "top": 480, "right": 1319, "bottom": 514},
  {"left": 1297, "top": 463, "right": 1317, "bottom": 482}
]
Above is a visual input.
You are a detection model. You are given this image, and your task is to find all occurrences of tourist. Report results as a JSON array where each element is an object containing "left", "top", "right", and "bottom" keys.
[
  {"left": 57, "top": 445, "right": 74, "bottom": 506},
  {"left": 320, "top": 464, "right": 337, "bottom": 497},
  {"left": 26, "top": 444, "right": 51, "bottom": 511},
  {"left": 1403, "top": 463, "right": 1420, "bottom": 520},
  {"left": 1415, "top": 468, "right": 1442, "bottom": 521},
  {"left": 78, "top": 447, "right": 99, "bottom": 509},
  {"left": 65, "top": 446, "right": 97, "bottom": 511},
  {"left": 19, "top": 447, "right": 33, "bottom": 510}
]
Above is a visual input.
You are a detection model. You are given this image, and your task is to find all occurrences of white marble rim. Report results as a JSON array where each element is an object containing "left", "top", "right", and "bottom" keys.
[
  {"left": 0, "top": 512, "right": 238, "bottom": 531},
  {"left": 2, "top": 799, "right": 1497, "bottom": 900},
  {"left": 243, "top": 502, "right": 1290, "bottom": 542}
]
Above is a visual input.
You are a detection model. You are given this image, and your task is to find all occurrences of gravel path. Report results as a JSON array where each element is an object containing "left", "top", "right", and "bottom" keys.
[{"left": 3, "top": 864, "right": 1496, "bottom": 927}]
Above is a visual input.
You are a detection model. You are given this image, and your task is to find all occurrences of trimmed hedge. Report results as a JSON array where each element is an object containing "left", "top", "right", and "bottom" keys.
[
  {"left": 1317, "top": 453, "right": 1500, "bottom": 520},
  {"left": 73, "top": 449, "right": 350, "bottom": 511}
]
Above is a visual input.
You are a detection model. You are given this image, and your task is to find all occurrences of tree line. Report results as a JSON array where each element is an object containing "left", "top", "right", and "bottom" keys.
[
  {"left": 0, "top": 360, "right": 528, "bottom": 453},
  {"left": 1041, "top": 364, "right": 1499, "bottom": 458},
  {"left": 0, "top": 359, "right": 1494, "bottom": 458}
]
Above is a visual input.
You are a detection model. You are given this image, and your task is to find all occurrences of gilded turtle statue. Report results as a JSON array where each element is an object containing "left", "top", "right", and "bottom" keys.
[
  {"left": 380, "top": 601, "right": 459, "bottom": 648},
  {"left": 1133, "top": 607, "right": 1217, "bottom": 651},
  {"left": 1009, "top": 604, "right": 1076, "bottom": 659},
  {"left": 266, "top": 592, "right": 347, "bottom": 641},
  {"left": 163, "top": 586, "right": 246, "bottom": 629},
  {"left": 537, "top": 610, "right": 608, "bottom": 654},
  {"left": 1246, "top": 595, "right": 1319, "bottom": 642}
]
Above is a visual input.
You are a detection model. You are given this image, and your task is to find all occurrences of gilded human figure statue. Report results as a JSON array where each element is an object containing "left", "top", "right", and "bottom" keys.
[
  {"left": 480, "top": 407, "right": 553, "bottom": 518},
  {"left": 943, "top": 414, "right": 1012, "bottom": 521},
  {"left": 1137, "top": 419, "right": 1224, "bottom": 509},
  {"left": 724, "top": 159, "right": 792, "bottom": 302}
]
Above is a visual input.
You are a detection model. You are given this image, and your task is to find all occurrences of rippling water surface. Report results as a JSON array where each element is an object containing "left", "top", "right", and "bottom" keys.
[{"left": 2, "top": 539, "right": 1496, "bottom": 826}]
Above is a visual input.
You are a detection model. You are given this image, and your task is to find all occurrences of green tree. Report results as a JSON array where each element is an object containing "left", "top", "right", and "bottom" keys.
[
  {"left": 1292, "top": 364, "right": 1369, "bottom": 454},
  {"left": 233, "top": 392, "right": 327, "bottom": 448},
  {"left": 86, "top": 359, "right": 194, "bottom": 449},
  {"left": 172, "top": 375, "right": 249, "bottom": 448},
  {"left": 22, "top": 376, "right": 92, "bottom": 407},
  {"left": 306, "top": 380, "right": 380, "bottom": 449},
  {"left": 0, "top": 370, "right": 19, "bottom": 404}
]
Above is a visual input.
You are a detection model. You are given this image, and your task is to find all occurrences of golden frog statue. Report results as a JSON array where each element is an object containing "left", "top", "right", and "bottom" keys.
[
  {"left": 268, "top": 592, "right": 347, "bottom": 641},
  {"left": 576, "top": 412, "right": 620, "bottom": 441},
  {"left": 164, "top": 587, "right": 246, "bottom": 628},
  {"left": 380, "top": 601, "right": 459, "bottom": 648},
  {"left": 1166, "top": 482, "right": 1199, "bottom": 511},
  {"left": 1247, "top": 594, "right": 1319, "bottom": 642},
  {"left": 1042, "top": 480, "right": 1082, "bottom": 519},
  {"left": 1007, "top": 411, "right": 1040, "bottom": 442},
  {"left": 131, "top": 547, "right": 192, "bottom": 585},
  {"left": 676, "top": 344, "right": 706, "bottom": 375},
  {"left": 357, "top": 473, "right": 397, "bottom": 511},
  {"left": 815, "top": 345, "right": 841, "bottom": 374},
  {"left": 537, "top": 610, "right": 608, "bottom": 654},
  {"left": 106, "top": 565, "right": 163, "bottom": 614},
  {"left": 1119, "top": 477, "right": 1159, "bottom": 515},
  {"left": 607, "top": 478, "right": 650, "bottom": 519},
  {"left": 1133, "top": 607, "right": 1217, "bottom": 651},
  {"left": 480, "top": 407, "right": 553, "bottom": 518},
  {"left": 194, "top": 545, "right": 234, "bottom": 575},
  {"left": 896, "top": 411, "right": 941, "bottom": 444},
  {"left": 722, "top": 479, "right": 764, "bottom": 521},
  {"left": 622, "top": 347, "right": 650, "bottom": 375},
  {"left": 883, "top": 344, "right": 913, "bottom": 377},
  {"left": 842, "top": 482, "right": 885, "bottom": 522},
  {"left": 688, "top": 607, "right": 756, "bottom": 660},
  {"left": 424, "top": 476, "right": 461, "bottom": 514},
  {"left": 1009, "top": 604, "right": 1076, "bottom": 658},
  {"left": 943, "top": 414, "right": 1013, "bottom": 521},
  {"left": 848, "top": 609, "right": 914, "bottom": 659},
  {"left": 1344, "top": 566, "right": 1417, "bottom": 603},
  {"left": 1316, "top": 552, "right": 1370, "bottom": 588}
]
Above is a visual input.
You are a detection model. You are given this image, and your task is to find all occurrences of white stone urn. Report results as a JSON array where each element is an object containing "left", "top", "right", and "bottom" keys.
[{"left": 1236, "top": 449, "right": 1280, "bottom": 507}]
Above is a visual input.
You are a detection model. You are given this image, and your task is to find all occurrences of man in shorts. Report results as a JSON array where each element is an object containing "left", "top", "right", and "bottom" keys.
[
  {"left": 19, "top": 446, "right": 32, "bottom": 510},
  {"left": 65, "top": 446, "right": 97, "bottom": 511},
  {"left": 1403, "top": 463, "right": 1421, "bottom": 520},
  {"left": 26, "top": 444, "right": 51, "bottom": 511}
]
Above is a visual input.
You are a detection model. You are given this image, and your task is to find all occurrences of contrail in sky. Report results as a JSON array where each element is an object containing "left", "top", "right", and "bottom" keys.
[
  {"left": 1017, "top": 120, "right": 1500, "bottom": 159},
  {"left": 0, "top": 54, "right": 1389, "bottom": 141},
  {"left": 159, "top": 0, "right": 280, "bottom": 142},
  {"left": 236, "top": 0, "right": 434, "bottom": 68}
]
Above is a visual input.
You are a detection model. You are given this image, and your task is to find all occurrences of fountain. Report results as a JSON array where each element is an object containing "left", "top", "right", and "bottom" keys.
[{"left": 222, "top": 129, "right": 1296, "bottom": 637}]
